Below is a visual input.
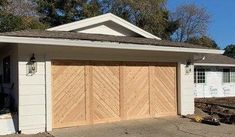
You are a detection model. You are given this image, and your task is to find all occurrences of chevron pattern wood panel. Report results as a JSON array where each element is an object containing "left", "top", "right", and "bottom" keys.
[
  {"left": 150, "top": 63, "right": 177, "bottom": 116},
  {"left": 123, "top": 63, "right": 150, "bottom": 119},
  {"left": 51, "top": 61, "right": 177, "bottom": 128},
  {"left": 92, "top": 62, "right": 120, "bottom": 123},
  {"left": 52, "top": 61, "right": 87, "bottom": 128}
]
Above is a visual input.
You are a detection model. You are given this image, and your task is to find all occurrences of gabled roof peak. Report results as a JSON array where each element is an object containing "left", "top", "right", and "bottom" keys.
[{"left": 47, "top": 13, "right": 161, "bottom": 40}]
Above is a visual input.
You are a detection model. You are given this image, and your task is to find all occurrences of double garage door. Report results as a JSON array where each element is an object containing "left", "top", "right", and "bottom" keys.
[{"left": 52, "top": 60, "right": 177, "bottom": 128}]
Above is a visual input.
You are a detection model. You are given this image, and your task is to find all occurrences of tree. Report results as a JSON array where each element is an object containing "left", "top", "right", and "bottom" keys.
[
  {"left": 186, "top": 36, "right": 219, "bottom": 49},
  {"left": 0, "top": 13, "right": 48, "bottom": 32},
  {"left": 110, "top": 0, "right": 179, "bottom": 39},
  {"left": 82, "top": 0, "right": 102, "bottom": 18},
  {"left": 35, "top": 0, "right": 179, "bottom": 39},
  {"left": 171, "top": 3, "right": 210, "bottom": 42},
  {"left": 0, "top": 0, "right": 9, "bottom": 11},
  {"left": 35, "top": 0, "right": 102, "bottom": 26},
  {"left": 0, "top": 0, "right": 48, "bottom": 32},
  {"left": 0, "top": 13, "right": 22, "bottom": 32},
  {"left": 6, "top": 0, "right": 38, "bottom": 17},
  {"left": 0, "top": 0, "right": 8, "bottom": 6},
  {"left": 224, "top": 44, "right": 235, "bottom": 59}
]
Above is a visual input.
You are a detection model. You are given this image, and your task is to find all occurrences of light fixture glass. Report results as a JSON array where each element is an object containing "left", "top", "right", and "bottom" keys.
[
  {"left": 185, "top": 59, "right": 192, "bottom": 74},
  {"left": 26, "top": 54, "right": 37, "bottom": 76}
]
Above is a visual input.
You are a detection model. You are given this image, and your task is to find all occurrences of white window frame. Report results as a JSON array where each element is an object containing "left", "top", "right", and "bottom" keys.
[
  {"left": 231, "top": 69, "right": 235, "bottom": 82},
  {"left": 194, "top": 68, "right": 206, "bottom": 84},
  {"left": 223, "top": 68, "right": 235, "bottom": 83}
]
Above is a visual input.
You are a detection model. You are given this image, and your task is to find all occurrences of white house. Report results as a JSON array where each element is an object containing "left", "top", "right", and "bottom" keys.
[
  {"left": 194, "top": 54, "right": 235, "bottom": 98},
  {"left": 0, "top": 13, "right": 223, "bottom": 135}
]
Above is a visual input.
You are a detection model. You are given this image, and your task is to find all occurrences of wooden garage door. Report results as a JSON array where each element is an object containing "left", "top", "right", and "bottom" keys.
[
  {"left": 92, "top": 62, "right": 120, "bottom": 123},
  {"left": 123, "top": 63, "right": 150, "bottom": 119},
  {"left": 52, "top": 61, "right": 87, "bottom": 128},
  {"left": 150, "top": 63, "right": 177, "bottom": 117},
  {"left": 52, "top": 61, "right": 177, "bottom": 128}
]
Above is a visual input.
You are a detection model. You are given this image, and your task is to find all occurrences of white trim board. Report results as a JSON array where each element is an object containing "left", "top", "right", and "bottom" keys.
[
  {"left": 47, "top": 13, "right": 161, "bottom": 40},
  {"left": 0, "top": 36, "right": 224, "bottom": 54},
  {"left": 194, "top": 63, "right": 235, "bottom": 67},
  {"left": 45, "top": 61, "right": 52, "bottom": 131}
]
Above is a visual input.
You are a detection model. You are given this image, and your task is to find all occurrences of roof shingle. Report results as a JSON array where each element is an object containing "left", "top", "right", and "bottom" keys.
[
  {"left": 195, "top": 54, "right": 235, "bottom": 65},
  {"left": 0, "top": 30, "right": 209, "bottom": 49}
]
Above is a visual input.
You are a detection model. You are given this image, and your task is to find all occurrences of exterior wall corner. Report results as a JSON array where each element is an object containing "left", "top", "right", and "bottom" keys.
[{"left": 178, "top": 62, "right": 195, "bottom": 115}]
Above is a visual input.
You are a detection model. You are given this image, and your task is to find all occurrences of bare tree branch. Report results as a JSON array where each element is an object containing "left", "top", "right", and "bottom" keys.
[
  {"left": 171, "top": 3, "right": 210, "bottom": 42},
  {"left": 6, "top": 0, "right": 38, "bottom": 17}
]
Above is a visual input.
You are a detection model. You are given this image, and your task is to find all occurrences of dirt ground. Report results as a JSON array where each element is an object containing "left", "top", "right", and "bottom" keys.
[
  {"left": 195, "top": 97, "right": 235, "bottom": 106},
  {"left": 195, "top": 97, "right": 235, "bottom": 124}
]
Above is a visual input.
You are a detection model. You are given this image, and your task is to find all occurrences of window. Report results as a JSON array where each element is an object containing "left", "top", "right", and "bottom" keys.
[
  {"left": 3, "top": 56, "right": 10, "bottom": 83},
  {"left": 223, "top": 68, "right": 235, "bottom": 83},
  {"left": 194, "top": 68, "right": 205, "bottom": 84},
  {"left": 223, "top": 69, "right": 230, "bottom": 83},
  {"left": 231, "top": 71, "right": 235, "bottom": 82}
]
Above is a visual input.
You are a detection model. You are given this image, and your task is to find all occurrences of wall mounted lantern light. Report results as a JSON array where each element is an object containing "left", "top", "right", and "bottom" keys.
[
  {"left": 186, "top": 59, "right": 192, "bottom": 67},
  {"left": 26, "top": 54, "right": 37, "bottom": 76},
  {"left": 185, "top": 59, "right": 192, "bottom": 74}
]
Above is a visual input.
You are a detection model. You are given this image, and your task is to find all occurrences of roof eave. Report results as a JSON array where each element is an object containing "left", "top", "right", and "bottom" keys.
[
  {"left": 194, "top": 63, "right": 235, "bottom": 67},
  {"left": 0, "top": 36, "right": 224, "bottom": 54}
]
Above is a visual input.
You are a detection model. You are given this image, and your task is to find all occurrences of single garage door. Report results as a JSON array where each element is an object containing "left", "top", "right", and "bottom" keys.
[{"left": 52, "top": 61, "right": 177, "bottom": 128}]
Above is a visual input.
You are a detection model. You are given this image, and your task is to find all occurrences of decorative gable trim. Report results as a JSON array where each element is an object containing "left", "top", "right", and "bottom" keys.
[{"left": 47, "top": 13, "right": 161, "bottom": 40}]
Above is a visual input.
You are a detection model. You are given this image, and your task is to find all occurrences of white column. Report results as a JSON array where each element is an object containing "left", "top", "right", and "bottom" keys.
[
  {"left": 45, "top": 61, "right": 52, "bottom": 131},
  {"left": 178, "top": 62, "right": 195, "bottom": 115}
]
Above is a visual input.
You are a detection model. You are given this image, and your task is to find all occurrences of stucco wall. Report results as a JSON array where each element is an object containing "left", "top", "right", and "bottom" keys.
[
  {"left": 17, "top": 44, "right": 195, "bottom": 134},
  {"left": 194, "top": 66, "right": 235, "bottom": 98}
]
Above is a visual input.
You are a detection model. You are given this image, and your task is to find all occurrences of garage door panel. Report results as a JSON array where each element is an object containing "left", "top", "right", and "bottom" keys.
[
  {"left": 150, "top": 63, "right": 177, "bottom": 116},
  {"left": 53, "top": 72, "right": 85, "bottom": 103},
  {"left": 57, "top": 95, "right": 86, "bottom": 125},
  {"left": 92, "top": 63, "right": 120, "bottom": 123},
  {"left": 52, "top": 67, "right": 85, "bottom": 107},
  {"left": 52, "top": 62, "right": 86, "bottom": 128},
  {"left": 124, "top": 65, "right": 150, "bottom": 119},
  {"left": 52, "top": 61, "right": 177, "bottom": 128}
]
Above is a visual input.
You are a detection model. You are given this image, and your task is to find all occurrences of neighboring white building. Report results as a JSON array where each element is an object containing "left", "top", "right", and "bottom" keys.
[
  {"left": 194, "top": 54, "right": 235, "bottom": 98},
  {"left": 0, "top": 13, "right": 223, "bottom": 135}
]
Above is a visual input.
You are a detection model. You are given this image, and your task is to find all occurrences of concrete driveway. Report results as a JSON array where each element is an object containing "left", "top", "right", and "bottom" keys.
[{"left": 50, "top": 117, "right": 235, "bottom": 137}]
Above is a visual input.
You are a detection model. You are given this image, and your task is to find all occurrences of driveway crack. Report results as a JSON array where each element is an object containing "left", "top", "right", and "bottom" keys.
[{"left": 161, "top": 118, "right": 206, "bottom": 137}]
